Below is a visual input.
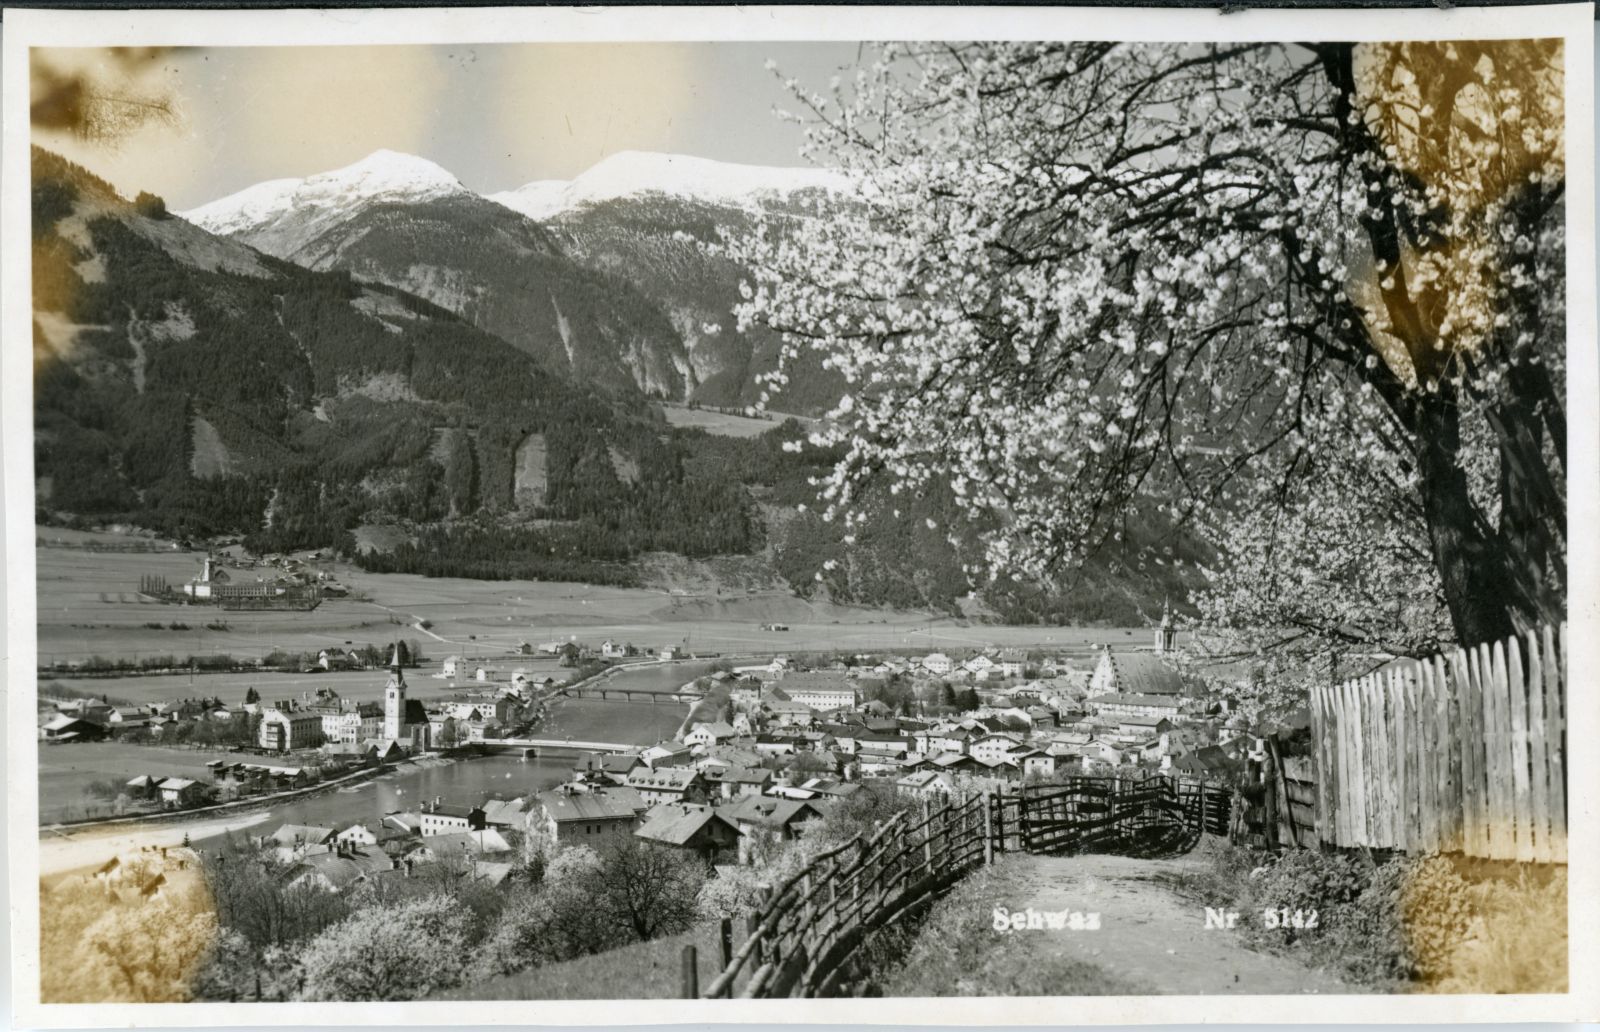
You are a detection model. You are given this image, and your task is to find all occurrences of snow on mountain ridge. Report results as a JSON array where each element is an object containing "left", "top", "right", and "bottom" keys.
[
  {"left": 180, "top": 149, "right": 468, "bottom": 234},
  {"left": 489, "top": 150, "right": 849, "bottom": 221}
]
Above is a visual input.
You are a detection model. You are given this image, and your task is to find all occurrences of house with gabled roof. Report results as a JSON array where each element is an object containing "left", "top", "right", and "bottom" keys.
[
  {"left": 39, "top": 713, "right": 105, "bottom": 742},
  {"left": 535, "top": 784, "right": 642, "bottom": 849},
  {"left": 702, "top": 765, "right": 772, "bottom": 801},
  {"left": 896, "top": 769, "right": 958, "bottom": 799},
  {"left": 572, "top": 751, "right": 643, "bottom": 784},
  {"left": 419, "top": 801, "right": 486, "bottom": 837},
  {"left": 624, "top": 765, "right": 706, "bottom": 806},
  {"left": 723, "top": 795, "right": 829, "bottom": 864},
  {"left": 635, "top": 802, "right": 741, "bottom": 863},
  {"left": 286, "top": 845, "right": 398, "bottom": 893},
  {"left": 683, "top": 720, "right": 737, "bottom": 749},
  {"left": 1089, "top": 649, "right": 1185, "bottom": 698}
]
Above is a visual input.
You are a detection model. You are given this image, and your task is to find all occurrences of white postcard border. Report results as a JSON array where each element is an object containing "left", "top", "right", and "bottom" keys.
[{"left": 4, "top": 4, "right": 1596, "bottom": 1026}]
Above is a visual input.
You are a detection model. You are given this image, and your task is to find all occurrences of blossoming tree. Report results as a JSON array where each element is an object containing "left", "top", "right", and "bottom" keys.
[{"left": 725, "top": 41, "right": 1565, "bottom": 688}]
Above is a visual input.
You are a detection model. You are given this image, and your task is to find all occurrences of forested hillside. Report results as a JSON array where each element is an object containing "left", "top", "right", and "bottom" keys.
[
  {"left": 31, "top": 149, "right": 741, "bottom": 565},
  {"left": 33, "top": 147, "right": 1199, "bottom": 624}
]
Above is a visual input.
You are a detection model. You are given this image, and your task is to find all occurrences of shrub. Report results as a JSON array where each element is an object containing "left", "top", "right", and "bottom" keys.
[
  {"left": 1432, "top": 866, "right": 1567, "bottom": 993},
  {"left": 1322, "top": 853, "right": 1473, "bottom": 986},
  {"left": 1245, "top": 848, "right": 1367, "bottom": 944},
  {"left": 83, "top": 778, "right": 123, "bottom": 801},
  {"left": 296, "top": 896, "right": 471, "bottom": 1000}
]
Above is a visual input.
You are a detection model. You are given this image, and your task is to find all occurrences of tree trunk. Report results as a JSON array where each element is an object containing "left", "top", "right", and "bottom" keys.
[{"left": 1413, "top": 391, "right": 1520, "bottom": 646}]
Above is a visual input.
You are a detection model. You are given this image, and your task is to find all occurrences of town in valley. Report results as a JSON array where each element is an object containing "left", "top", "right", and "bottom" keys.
[{"left": 23, "top": 31, "right": 1572, "bottom": 1007}]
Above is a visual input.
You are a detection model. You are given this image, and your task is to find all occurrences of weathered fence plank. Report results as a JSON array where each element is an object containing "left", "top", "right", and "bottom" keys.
[
  {"left": 1455, "top": 644, "right": 1484, "bottom": 858},
  {"left": 1549, "top": 624, "right": 1568, "bottom": 863},
  {"left": 1310, "top": 623, "right": 1565, "bottom": 863},
  {"left": 1524, "top": 629, "right": 1551, "bottom": 863},
  {"left": 1507, "top": 637, "right": 1533, "bottom": 862}
]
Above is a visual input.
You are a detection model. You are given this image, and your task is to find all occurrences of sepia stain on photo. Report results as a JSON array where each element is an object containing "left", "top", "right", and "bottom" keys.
[{"left": 15, "top": 17, "right": 1577, "bottom": 1014}]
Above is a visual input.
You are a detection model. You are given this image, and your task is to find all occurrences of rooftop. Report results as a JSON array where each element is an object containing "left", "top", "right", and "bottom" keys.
[{"left": 636, "top": 803, "right": 739, "bottom": 846}]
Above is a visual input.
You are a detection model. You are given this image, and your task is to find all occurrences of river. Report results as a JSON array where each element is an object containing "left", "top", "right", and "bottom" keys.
[
  {"left": 42, "top": 662, "right": 716, "bottom": 868},
  {"left": 226, "top": 660, "right": 715, "bottom": 835}
]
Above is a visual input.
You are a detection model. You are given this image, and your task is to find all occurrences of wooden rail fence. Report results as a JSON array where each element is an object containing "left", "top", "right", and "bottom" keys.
[
  {"left": 1309, "top": 623, "right": 1567, "bottom": 863},
  {"left": 694, "top": 773, "right": 1218, "bottom": 998},
  {"left": 699, "top": 791, "right": 994, "bottom": 999}
]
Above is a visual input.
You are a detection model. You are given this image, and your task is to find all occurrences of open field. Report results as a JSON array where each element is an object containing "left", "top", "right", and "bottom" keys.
[
  {"left": 38, "top": 741, "right": 236, "bottom": 823},
  {"left": 658, "top": 403, "right": 812, "bottom": 438},
  {"left": 36, "top": 667, "right": 478, "bottom": 709},
  {"left": 35, "top": 527, "right": 1155, "bottom": 675}
]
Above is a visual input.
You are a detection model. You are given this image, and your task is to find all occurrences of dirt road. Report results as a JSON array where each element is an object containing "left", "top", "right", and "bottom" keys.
[
  {"left": 991, "top": 851, "right": 1359, "bottom": 994},
  {"left": 35, "top": 811, "right": 273, "bottom": 878}
]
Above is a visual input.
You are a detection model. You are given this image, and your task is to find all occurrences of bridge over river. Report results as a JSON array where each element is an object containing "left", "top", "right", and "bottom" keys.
[
  {"left": 554, "top": 683, "right": 703, "bottom": 703},
  {"left": 477, "top": 737, "right": 636, "bottom": 758}
]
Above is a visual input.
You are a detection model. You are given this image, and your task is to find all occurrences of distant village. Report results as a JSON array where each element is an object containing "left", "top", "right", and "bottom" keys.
[{"left": 43, "top": 604, "right": 1270, "bottom": 902}]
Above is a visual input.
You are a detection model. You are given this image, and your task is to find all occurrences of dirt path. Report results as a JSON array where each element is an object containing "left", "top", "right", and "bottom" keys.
[
  {"left": 994, "top": 851, "right": 1360, "bottom": 994},
  {"left": 36, "top": 811, "right": 274, "bottom": 877}
]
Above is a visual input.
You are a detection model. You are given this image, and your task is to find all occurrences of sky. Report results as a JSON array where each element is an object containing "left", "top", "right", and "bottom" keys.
[{"left": 32, "top": 42, "right": 865, "bottom": 210}]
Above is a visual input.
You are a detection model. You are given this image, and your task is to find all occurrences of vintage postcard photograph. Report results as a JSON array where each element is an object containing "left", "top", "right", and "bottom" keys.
[{"left": 3, "top": 3, "right": 1595, "bottom": 1026}]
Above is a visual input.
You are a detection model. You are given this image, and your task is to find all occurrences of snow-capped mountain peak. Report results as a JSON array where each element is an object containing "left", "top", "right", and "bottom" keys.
[
  {"left": 180, "top": 149, "right": 468, "bottom": 235},
  {"left": 489, "top": 150, "right": 849, "bottom": 221}
]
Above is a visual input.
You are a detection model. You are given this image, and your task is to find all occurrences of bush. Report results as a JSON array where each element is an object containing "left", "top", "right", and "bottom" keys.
[
  {"left": 297, "top": 896, "right": 471, "bottom": 1000},
  {"left": 83, "top": 778, "right": 124, "bottom": 801},
  {"left": 1297, "top": 853, "right": 1467, "bottom": 986},
  {"left": 1432, "top": 866, "right": 1567, "bottom": 993},
  {"left": 1245, "top": 848, "right": 1368, "bottom": 944}
]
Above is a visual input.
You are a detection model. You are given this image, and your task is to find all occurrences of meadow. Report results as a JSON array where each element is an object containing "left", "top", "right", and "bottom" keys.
[
  {"left": 35, "top": 527, "right": 1146, "bottom": 679},
  {"left": 38, "top": 741, "right": 230, "bottom": 823}
]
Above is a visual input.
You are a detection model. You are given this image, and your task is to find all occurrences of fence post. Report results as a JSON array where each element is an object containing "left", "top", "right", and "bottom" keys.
[
  {"left": 982, "top": 791, "right": 994, "bottom": 864},
  {"left": 681, "top": 943, "right": 698, "bottom": 999},
  {"left": 719, "top": 916, "right": 734, "bottom": 971},
  {"left": 1267, "top": 736, "right": 1299, "bottom": 847},
  {"left": 922, "top": 797, "right": 933, "bottom": 866},
  {"left": 754, "top": 883, "right": 773, "bottom": 967}
]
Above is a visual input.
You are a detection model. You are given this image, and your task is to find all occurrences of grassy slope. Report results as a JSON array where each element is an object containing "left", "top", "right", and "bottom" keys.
[{"left": 439, "top": 922, "right": 727, "bottom": 1001}]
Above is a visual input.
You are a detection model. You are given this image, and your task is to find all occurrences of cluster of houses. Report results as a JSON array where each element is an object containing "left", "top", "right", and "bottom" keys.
[
  {"left": 253, "top": 638, "right": 1257, "bottom": 897},
  {"left": 39, "top": 695, "right": 239, "bottom": 743},
  {"left": 40, "top": 648, "right": 542, "bottom": 766},
  {"left": 250, "top": 740, "right": 869, "bottom": 896},
  {"left": 177, "top": 554, "right": 339, "bottom": 606},
  {"left": 707, "top": 630, "right": 1255, "bottom": 800},
  {"left": 113, "top": 760, "right": 340, "bottom": 812}
]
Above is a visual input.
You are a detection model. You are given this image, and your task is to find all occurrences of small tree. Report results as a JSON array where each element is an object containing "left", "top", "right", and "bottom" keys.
[
  {"left": 82, "top": 894, "right": 218, "bottom": 1002},
  {"left": 592, "top": 839, "right": 706, "bottom": 942},
  {"left": 296, "top": 896, "right": 470, "bottom": 1001},
  {"left": 133, "top": 190, "right": 168, "bottom": 219}
]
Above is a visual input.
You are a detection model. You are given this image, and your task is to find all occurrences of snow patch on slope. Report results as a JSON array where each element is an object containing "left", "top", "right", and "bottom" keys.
[
  {"left": 179, "top": 149, "right": 469, "bottom": 237},
  {"left": 489, "top": 150, "right": 848, "bottom": 220}
]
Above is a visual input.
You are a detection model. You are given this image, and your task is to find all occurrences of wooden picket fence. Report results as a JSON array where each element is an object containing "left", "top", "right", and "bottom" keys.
[{"left": 1308, "top": 623, "right": 1567, "bottom": 863}]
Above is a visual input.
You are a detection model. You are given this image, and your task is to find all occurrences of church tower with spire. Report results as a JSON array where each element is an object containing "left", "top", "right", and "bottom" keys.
[
  {"left": 1156, "top": 599, "right": 1177, "bottom": 653},
  {"left": 382, "top": 643, "right": 407, "bottom": 742}
]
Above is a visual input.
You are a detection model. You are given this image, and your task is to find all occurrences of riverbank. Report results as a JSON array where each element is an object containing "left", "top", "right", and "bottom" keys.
[
  {"left": 35, "top": 663, "right": 702, "bottom": 877},
  {"left": 35, "top": 753, "right": 461, "bottom": 876}
]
